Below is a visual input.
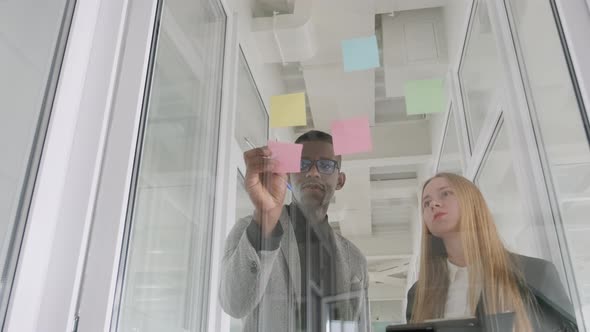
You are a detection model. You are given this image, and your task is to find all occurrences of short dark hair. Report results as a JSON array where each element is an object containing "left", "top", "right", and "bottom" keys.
[
  {"left": 294, "top": 130, "right": 342, "bottom": 165},
  {"left": 294, "top": 130, "right": 333, "bottom": 145}
]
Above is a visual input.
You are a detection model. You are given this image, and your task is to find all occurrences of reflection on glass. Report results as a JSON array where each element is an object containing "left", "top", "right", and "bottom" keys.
[
  {"left": 0, "top": 0, "right": 72, "bottom": 323},
  {"left": 230, "top": 171, "right": 250, "bottom": 332},
  {"left": 459, "top": 1, "right": 503, "bottom": 149},
  {"left": 505, "top": 0, "right": 590, "bottom": 326},
  {"left": 219, "top": 134, "right": 370, "bottom": 331},
  {"left": 475, "top": 122, "right": 540, "bottom": 257},
  {"left": 116, "top": 1, "right": 226, "bottom": 331},
  {"left": 438, "top": 107, "right": 463, "bottom": 174},
  {"left": 234, "top": 49, "right": 269, "bottom": 152}
]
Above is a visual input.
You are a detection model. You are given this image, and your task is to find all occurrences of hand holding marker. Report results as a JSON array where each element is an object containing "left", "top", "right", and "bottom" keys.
[{"left": 243, "top": 137, "right": 293, "bottom": 192}]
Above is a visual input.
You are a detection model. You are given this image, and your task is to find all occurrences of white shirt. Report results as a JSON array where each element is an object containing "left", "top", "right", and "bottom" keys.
[{"left": 444, "top": 259, "right": 475, "bottom": 318}]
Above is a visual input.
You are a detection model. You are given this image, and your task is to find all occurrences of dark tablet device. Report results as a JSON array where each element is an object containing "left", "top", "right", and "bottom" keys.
[
  {"left": 386, "top": 317, "right": 479, "bottom": 332},
  {"left": 385, "top": 312, "right": 514, "bottom": 332}
]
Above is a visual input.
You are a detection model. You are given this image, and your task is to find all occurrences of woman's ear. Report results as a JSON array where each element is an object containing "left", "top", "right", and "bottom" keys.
[{"left": 336, "top": 172, "right": 346, "bottom": 190}]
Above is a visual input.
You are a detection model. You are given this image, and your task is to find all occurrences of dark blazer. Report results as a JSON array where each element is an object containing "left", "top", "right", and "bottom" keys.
[{"left": 406, "top": 254, "right": 578, "bottom": 331}]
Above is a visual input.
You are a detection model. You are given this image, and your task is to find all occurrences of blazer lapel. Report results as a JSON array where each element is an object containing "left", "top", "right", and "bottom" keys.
[{"left": 331, "top": 232, "right": 350, "bottom": 293}]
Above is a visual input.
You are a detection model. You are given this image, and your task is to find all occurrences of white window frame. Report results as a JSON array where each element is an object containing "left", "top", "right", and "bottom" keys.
[
  {"left": 72, "top": 0, "right": 161, "bottom": 331},
  {"left": 72, "top": 0, "right": 236, "bottom": 330},
  {"left": 554, "top": 0, "right": 590, "bottom": 123},
  {"left": 4, "top": 0, "right": 134, "bottom": 331},
  {"left": 206, "top": 1, "right": 240, "bottom": 331}
]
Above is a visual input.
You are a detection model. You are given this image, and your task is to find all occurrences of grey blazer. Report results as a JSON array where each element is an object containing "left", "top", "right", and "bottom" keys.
[
  {"left": 405, "top": 254, "right": 578, "bottom": 331},
  {"left": 219, "top": 206, "right": 370, "bottom": 332}
]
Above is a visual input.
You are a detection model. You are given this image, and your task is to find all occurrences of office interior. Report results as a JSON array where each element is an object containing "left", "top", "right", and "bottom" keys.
[{"left": 1, "top": 0, "right": 590, "bottom": 331}]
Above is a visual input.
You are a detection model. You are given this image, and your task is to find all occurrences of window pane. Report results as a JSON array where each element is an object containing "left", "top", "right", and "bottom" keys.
[
  {"left": 115, "top": 1, "right": 226, "bottom": 331},
  {"left": 459, "top": 1, "right": 503, "bottom": 150},
  {"left": 0, "top": 0, "right": 72, "bottom": 322},
  {"left": 234, "top": 49, "right": 269, "bottom": 152},
  {"left": 506, "top": 0, "right": 590, "bottom": 325},
  {"left": 437, "top": 107, "right": 463, "bottom": 174},
  {"left": 230, "top": 171, "right": 251, "bottom": 332},
  {"left": 476, "top": 122, "right": 542, "bottom": 257}
]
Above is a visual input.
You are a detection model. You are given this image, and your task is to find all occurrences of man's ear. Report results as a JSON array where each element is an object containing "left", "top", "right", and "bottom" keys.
[{"left": 336, "top": 172, "right": 346, "bottom": 190}]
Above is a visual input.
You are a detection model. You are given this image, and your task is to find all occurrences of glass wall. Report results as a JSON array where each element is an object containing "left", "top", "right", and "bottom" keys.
[
  {"left": 0, "top": 0, "right": 73, "bottom": 324},
  {"left": 234, "top": 48, "right": 269, "bottom": 152},
  {"left": 114, "top": 1, "right": 226, "bottom": 331},
  {"left": 505, "top": 0, "right": 590, "bottom": 326},
  {"left": 458, "top": 0, "right": 503, "bottom": 151},
  {"left": 475, "top": 119, "right": 542, "bottom": 257},
  {"left": 437, "top": 107, "right": 463, "bottom": 174}
]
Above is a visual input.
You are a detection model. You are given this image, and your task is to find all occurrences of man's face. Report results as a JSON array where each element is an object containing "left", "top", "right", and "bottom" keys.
[{"left": 289, "top": 141, "right": 346, "bottom": 210}]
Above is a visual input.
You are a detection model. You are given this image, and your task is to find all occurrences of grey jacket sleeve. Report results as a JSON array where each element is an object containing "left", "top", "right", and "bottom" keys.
[
  {"left": 218, "top": 216, "right": 283, "bottom": 318},
  {"left": 359, "top": 265, "right": 371, "bottom": 332},
  {"left": 515, "top": 254, "right": 578, "bottom": 330}
]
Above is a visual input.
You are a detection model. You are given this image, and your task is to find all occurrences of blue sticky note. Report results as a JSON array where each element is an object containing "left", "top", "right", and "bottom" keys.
[{"left": 341, "top": 35, "right": 380, "bottom": 72}]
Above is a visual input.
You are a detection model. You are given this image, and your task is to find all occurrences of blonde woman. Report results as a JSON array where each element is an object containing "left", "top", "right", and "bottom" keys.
[{"left": 406, "top": 173, "right": 578, "bottom": 331}]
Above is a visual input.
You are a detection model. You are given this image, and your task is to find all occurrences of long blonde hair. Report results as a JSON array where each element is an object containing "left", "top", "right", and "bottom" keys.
[{"left": 410, "top": 173, "right": 535, "bottom": 331}]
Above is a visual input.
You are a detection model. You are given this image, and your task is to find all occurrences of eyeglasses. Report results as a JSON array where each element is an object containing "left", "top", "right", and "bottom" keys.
[{"left": 300, "top": 159, "right": 340, "bottom": 175}]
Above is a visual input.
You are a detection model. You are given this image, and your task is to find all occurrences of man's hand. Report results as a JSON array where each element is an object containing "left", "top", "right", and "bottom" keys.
[{"left": 243, "top": 147, "right": 288, "bottom": 237}]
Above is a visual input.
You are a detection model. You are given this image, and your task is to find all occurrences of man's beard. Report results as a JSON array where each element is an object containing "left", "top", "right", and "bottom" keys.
[{"left": 294, "top": 182, "right": 333, "bottom": 222}]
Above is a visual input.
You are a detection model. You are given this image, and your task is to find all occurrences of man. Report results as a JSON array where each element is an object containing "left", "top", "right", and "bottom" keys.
[{"left": 219, "top": 130, "right": 370, "bottom": 332}]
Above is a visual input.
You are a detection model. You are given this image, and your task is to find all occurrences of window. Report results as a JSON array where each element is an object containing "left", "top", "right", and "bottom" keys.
[
  {"left": 459, "top": 0, "right": 503, "bottom": 151},
  {"left": 505, "top": 0, "right": 590, "bottom": 324},
  {"left": 114, "top": 1, "right": 226, "bottom": 331},
  {"left": 475, "top": 120, "right": 542, "bottom": 257},
  {"left": 0, "top": 0, "right": 73, "bottom": 323},
  {"left": 437, "top": 107, "right": 463, "bottom": 174},
  {"left": 234, "top": 48, "right": 269, "bottom": 152}
]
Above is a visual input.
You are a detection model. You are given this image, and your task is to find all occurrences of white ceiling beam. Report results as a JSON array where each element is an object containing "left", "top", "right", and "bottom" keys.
[
  {"left": 347, "top": 232, "right": 413, "bottom": 257},
  {"left": 374, "top": 0, "right": 447, "bottom": 14},
  {"left": 371, "top": 179, "right": 418, "bottom": 200},
  {"left": 344, "top": 154, "right": 431, "bottom": 169}
]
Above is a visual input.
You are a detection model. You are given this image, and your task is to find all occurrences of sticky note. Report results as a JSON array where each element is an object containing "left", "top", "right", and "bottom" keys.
[
  {"left": 268, "top": 141, "right": 303, "bottom": 173},
  {"left": 404, "top": 79, "right": 445, "bottom": 115},
  {"left": 331, "top": 116, "right": 373, "bottom": 155},
  {"left": 270, "top": 92, "right": 307, "bottom": 128},
  {"left": 341, "top": 35, "right": 380, "bottom": 72}
]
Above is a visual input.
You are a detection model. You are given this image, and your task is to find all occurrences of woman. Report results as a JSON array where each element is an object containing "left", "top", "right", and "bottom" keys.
[{"left": 406, "top": 173, "right": 577, "bottom": 331}]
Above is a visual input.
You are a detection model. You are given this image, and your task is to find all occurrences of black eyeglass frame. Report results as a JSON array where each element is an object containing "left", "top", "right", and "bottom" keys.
[{"left": 299, "top": 158, "right": 341, "bottom": 175}]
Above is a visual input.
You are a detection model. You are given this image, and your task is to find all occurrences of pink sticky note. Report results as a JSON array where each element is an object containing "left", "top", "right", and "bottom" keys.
[
  {"left": 267, "top": 141, "right": 303, "bottom": 173},
  {"left": 331, "top": 116, "right": 373, "bottom": 155}
]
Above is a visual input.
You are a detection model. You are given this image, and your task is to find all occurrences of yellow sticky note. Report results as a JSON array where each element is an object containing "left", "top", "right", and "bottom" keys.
[{"left": 270, "top": 92, "right": 307, "bottom": 128}]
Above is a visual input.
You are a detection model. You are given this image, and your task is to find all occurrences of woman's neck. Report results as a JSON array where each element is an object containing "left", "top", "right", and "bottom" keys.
[{"left": 443, "top": 233, "right": 466, "bottom": 267}]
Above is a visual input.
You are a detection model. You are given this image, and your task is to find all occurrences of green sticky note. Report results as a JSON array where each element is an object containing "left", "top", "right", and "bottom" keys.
[
  {"left": 404, "top": 79, "right": 445, "bottom": 115},
  {"left": 270, "top": 92, "right": 307, "bottom": 128}
]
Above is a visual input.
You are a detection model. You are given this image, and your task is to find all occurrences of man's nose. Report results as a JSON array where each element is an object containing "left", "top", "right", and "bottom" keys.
[{"left": 305, "top": 162, "right": 321, "bottom": 178}]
